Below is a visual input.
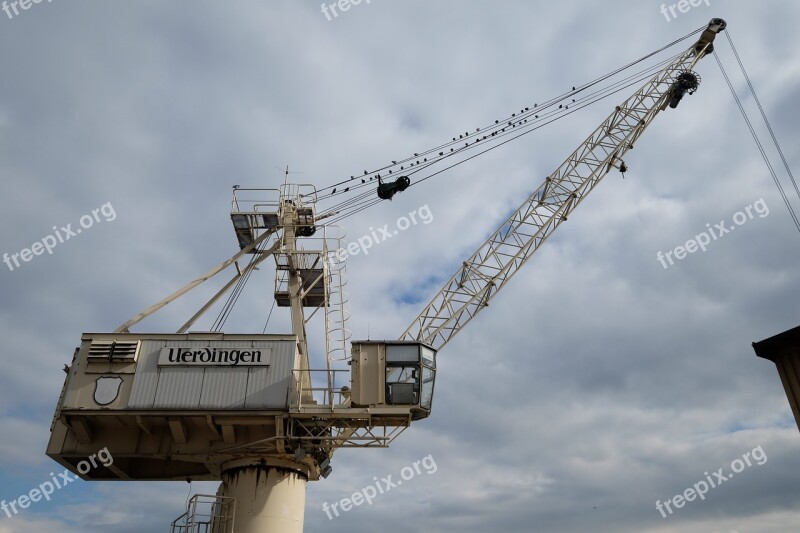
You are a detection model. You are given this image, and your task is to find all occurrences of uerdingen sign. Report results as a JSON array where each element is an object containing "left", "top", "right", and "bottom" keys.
[{"left": 158, "top": 347, "right": 271, "bottom": 367}]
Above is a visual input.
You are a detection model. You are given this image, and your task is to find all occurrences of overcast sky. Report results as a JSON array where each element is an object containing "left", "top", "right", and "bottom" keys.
[{"left": 1, "top": 1, "right": 800, "bottom": 532}]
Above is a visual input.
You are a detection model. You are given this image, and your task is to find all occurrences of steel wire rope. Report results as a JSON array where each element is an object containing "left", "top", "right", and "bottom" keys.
[
  {"left": 714, "top": 52, "right": 800, "bottom": 233},
  {"left": 323, "top": 57, "right": 684, "bottom": 225},
  {"left": 725, "top": 31, "right": 800, "bottom": 204},
  {"left": 313, "top": 25, "right": 706, "bottom": 202}
]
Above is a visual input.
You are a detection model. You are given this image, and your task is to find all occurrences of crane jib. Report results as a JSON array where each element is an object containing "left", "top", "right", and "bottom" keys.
[{"left": 399, "top": 18, "right": 727, "bottom": 351}]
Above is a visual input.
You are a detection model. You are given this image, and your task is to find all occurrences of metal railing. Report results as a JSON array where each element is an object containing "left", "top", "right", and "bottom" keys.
[
  {"left": 322, "top": 225, "right": 352, "bottom": 364},
  {"left": 290, "top": 369, "right": 351, "bottom": 410},
  {"left": 230, "top": 187, "right": 280, "bottom": 213},
  {"left": 170, "top": 494, "right": 236, "bottom": 533},
  {"left": 280, "top": 183, "right": 318, "bottom": 206},
  {"left": 230, "top": 183, "right": 318, "bottom": 215}
]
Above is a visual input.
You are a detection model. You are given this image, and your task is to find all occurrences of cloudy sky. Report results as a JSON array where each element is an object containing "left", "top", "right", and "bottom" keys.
[{"left": 2, "top": 1, "right": 800, "bottom": 532}]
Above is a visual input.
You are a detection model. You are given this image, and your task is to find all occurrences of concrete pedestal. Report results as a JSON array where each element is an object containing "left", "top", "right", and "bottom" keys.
[{"left": 216, "top": 462, "right": 308, "bottom": 533}]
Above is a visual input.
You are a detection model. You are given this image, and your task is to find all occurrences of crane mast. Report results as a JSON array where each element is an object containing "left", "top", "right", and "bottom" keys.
[{"left": 400, "top": 19, "right": 727, "bottom": 351}]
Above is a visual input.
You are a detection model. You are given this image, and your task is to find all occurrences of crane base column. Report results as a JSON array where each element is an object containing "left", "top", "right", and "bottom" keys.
[{"left": 216, "top": 460, "right": 308, "bottom": 533}]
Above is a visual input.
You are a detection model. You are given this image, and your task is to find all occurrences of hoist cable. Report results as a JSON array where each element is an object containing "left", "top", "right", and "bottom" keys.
[
  {"left": 323, "top": 56, "right": 682, "bottom": 225},
  {"left": 314, "top": 25, "right": 707, "bottom": 200},
  {"left": 713, "top": 52, "right": 800, "bottom": 233},
  {"left": 211, "top": 236, "right": 271, "bottom": 331},
  {"left": 725, "top": 31, "right": 800, "bottom": 205},
  {"left": 316, "top": 52, "right": 682, "bottom": 209}
]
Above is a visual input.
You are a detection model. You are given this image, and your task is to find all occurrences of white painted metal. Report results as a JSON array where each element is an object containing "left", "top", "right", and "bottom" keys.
[
  {"left": 282, "top": 205, "right": 311, "bottom": 374},
  {"left": 203, "top": 186, "right": 314, "bottom": 533},
  {"left": 215, "top": 463, "right": 307, "bottom": 533},
  {"left": 125, "top": 338, "right": 297, "bottom": 409},
  {"left": 400, "top": 19, "right": 727, "bottom": 351},
  {"left": 323, "top": 226, "right": 352, "bottom": 364},
  {"left": 177, "top": 244, "right": 280, "bottom": 334},
  {"left": 170, "top": 494, "right": 236, "bottom": 533},
  {"left": 115, "top": 229, "right": 277, "bottom": 334}
]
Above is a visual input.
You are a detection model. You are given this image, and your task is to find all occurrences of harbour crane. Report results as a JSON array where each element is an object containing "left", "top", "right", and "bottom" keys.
[{"left": 46, "top": 18, "right": 727, "bottom": 533}]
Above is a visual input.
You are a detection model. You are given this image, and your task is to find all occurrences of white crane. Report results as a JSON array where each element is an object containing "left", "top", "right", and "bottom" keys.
[{"left": 47, "top": 18, "right": 727, "bottom": 533}]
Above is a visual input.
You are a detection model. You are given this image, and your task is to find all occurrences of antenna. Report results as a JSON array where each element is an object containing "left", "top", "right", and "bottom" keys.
[{"left": 276, "top": 165, "right": 303, "bottom": 188}]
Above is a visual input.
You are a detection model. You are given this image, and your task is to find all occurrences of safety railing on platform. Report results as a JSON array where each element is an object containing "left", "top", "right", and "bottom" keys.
[
  {"left": 230, "top": 187, "right": 281, "bottom": 213},
  {"left": 170, "top": 494, "right": 236, "bottom": 533},
  {"left": 290, "top": 369, "right": 351, "bottom": 410}
]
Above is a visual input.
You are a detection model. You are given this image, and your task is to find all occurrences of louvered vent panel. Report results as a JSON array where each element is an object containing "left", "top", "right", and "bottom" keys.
[{"left": 87, "top": 341, "right": 139, "bottom": 360}]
